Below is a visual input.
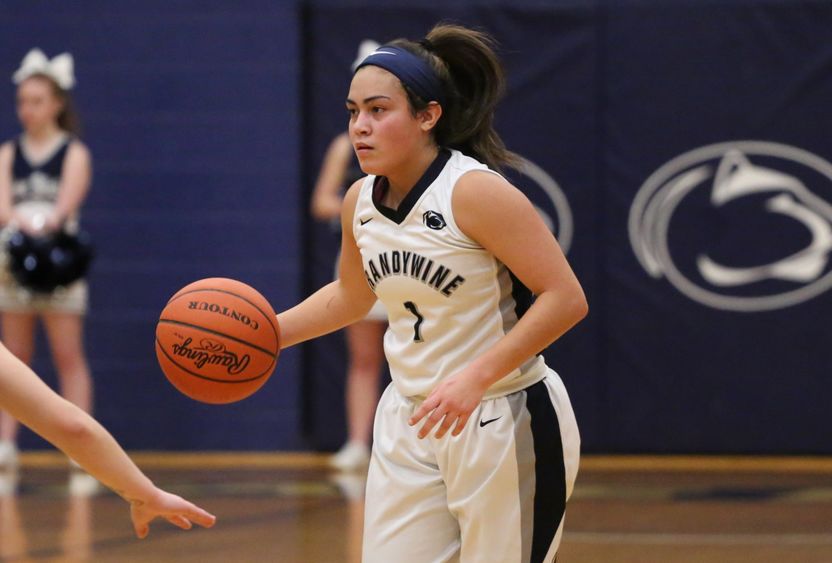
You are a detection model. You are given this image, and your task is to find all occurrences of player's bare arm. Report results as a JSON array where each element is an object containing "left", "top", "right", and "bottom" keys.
[
  {"left": 410, "top": 171, "right": 588, "bottom": 438},
  {"left": 455, "top": 171, "right": 588, "bottom": 383},
  {"left": 278, "top": 179, "right": 376, "bottom": 348},
  {"left": 0, "top": 344, "right": 216, "bottom": 538}
]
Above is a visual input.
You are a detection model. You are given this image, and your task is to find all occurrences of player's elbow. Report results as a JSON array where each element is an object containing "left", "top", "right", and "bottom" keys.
[
  {"left": 576, "top": 291, "right": 589, "bottom": 320},
  {"left": 56, "top": 406, "right": 96, "bottom": 444},
  {"left": 565, "top": 285, "right": 589, "bottom": 327}
]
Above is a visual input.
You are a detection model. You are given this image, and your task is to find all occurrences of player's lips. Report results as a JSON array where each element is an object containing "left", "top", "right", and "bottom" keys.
[{"left": 354, "top": 143, "right": 373, "bottom": 152}]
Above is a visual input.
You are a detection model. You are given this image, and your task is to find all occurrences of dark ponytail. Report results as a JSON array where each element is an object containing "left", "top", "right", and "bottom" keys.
[{"left": 390, "top": 24, "right": 518, "bottom": 172}]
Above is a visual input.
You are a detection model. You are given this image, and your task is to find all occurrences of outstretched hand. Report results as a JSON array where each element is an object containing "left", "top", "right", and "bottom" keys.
[
  {"left": 408, "top": 372, "right": 489, "bottom": 439},
  {"left": 130, "top": 488, "right": 216, "bottom": 539}
]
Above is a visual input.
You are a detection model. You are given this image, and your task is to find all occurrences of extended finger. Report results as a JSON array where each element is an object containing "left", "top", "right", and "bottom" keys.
[
  {"left": 186, "top": 505, "right": 217, "bottom": 528},
  {"left": 418, "top": 409, "right": 445, "bottom": 439},
  {"left": 451, "top": 413, "right": 470, "bottom": 436},
  {"left": 409, "top": 397, "right": 439, "bottom": 426},
  {"left": 167, "top": 515, "right": 193, "bottom": 530},
  {"left": 434, "top": 412, "right": 457, "bottom": 439}
]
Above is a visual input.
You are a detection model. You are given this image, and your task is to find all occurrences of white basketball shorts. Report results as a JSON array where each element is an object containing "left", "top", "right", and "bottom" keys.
[{"left": 363, "top": 369, "right": 580, "bottom": 563}]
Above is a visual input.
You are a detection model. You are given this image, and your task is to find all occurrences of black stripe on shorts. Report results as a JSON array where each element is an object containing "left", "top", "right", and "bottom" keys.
[{"left": 525, "top": 380, "right": 566, "bottom": 562}]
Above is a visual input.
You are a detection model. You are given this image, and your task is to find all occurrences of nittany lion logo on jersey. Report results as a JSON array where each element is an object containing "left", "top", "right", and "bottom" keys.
[
  {"left": 629, "top": 141, "right": 832, "bottom": 312},
  {"left": 423, "top": 210, "right": 447, "bottom": 230}
]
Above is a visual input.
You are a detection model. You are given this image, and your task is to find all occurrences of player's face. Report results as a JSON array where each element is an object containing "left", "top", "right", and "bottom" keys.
[
  {"left": 346, "top": 66, "right": 428, "bottom": 176},
  {"left": 16, "top": 77, "right": 63, "bottom": 133}
]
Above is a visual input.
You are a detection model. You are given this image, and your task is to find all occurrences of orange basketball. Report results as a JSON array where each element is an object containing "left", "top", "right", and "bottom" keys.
[{"left": 155, "top": 278, "right": 280, "bottom": 404}]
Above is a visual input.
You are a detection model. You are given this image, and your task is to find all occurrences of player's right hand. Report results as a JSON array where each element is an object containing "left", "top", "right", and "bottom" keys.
[{"left": 130, "top": 488, "right": 216, "bottom": 539}]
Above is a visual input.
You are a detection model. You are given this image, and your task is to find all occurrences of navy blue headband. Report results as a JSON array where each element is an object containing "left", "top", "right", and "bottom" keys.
[{"left": 355, "top": 45, "right": 446, "bottom": 108}]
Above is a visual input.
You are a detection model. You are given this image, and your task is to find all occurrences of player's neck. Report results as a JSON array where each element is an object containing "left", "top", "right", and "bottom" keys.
[{"left": 384, "top": 146, "right": 440, "bottom": 208}]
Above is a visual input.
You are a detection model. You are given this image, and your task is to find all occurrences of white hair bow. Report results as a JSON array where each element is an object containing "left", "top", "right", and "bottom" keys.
[{"left": 12, "top": 48, "right": 75, "bottom": 90}]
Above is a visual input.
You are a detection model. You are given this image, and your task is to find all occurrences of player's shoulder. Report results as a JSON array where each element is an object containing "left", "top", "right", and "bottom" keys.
[
  {"left": 341, "top": 177, "right": 369, "bottom": 218},
  {"left": 453, "top": 168, "right": 533, "bottom": 238},
  {"left": 343, "top": 176, "right": 368, "bottom": 202},
  {"left": 454, "top": 166, "right": 516, "bottom": 203}
]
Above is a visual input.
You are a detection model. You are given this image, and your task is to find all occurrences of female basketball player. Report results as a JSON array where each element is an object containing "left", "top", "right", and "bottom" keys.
[
  {"left": 0, "top": 49, "right": 96, "bottom": 491},
  {"left": 279, "top": 24, "right": 586, "bottom": 562},
  {"left": 0, "top": 341, "right": 216, "bottom": 538}
]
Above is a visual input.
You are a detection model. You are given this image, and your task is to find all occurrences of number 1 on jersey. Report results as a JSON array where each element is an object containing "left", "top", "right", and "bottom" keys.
[{"left": 403, "top": 301, "right": 424, "bottom": 342}]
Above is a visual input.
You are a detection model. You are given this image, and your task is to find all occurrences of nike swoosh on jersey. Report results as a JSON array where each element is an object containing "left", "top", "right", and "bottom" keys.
[{"left": 360, "top": 217, "right": 373, "bottom": 225}]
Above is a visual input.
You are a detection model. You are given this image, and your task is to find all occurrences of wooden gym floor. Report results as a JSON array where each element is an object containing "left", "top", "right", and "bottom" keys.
[{"left": 1, "top": 453, "right": 831, "bottom": 562}]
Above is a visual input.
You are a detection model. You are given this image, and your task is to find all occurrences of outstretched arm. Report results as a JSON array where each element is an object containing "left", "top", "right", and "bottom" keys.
[
  {"left": 279, "top": 179, "right": 377, "bottom": 348},
  {"left": 0, "top": 344, "right": 216, "bottom": 538}
]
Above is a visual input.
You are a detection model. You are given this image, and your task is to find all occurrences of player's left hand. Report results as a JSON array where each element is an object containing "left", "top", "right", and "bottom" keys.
[
  {"left": 130, "top": 488, "right": 216, "bottom": 539},
  {"left": 409, "top": 373, "right": 488, "bottom": 439}
]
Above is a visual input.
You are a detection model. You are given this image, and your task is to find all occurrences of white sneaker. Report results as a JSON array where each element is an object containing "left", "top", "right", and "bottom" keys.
[
  {"left": 330, "top": 472, "right": 366, "bottom": 501},
  {"left": 330, "top": 441, "right": 370, "bottom": 471},
  {"left": 68, "top": 459, "right": 101, "bottom": 496},
  {"left": 0, "top": 468, "right": 19, "bottom": 496},
  {"left": 0, "top": 441, "right": 19, "bottom": 469},
  {"left": 68, "top": 471, "right": 101, "bottom": 497}
]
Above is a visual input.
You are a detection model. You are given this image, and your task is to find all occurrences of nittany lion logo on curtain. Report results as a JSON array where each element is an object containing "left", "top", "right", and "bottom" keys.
[
  {"left": 629, "top": 141, "right": 832, "bottom": 312},
  {"left": 508, "top": 157, "right": 574, "bottom": 255}
]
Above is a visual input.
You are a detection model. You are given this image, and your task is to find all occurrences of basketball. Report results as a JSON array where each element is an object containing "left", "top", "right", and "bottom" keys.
[{"left": 155, "top": 278, "right": 280, "bottom": 404}]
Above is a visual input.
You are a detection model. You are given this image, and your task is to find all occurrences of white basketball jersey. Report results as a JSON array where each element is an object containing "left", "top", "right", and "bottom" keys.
[{"left": 353, "top": 149, "right": 547, "bottom": 399}]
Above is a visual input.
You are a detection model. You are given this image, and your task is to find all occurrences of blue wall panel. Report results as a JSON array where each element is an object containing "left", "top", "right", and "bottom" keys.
[
  {"left": 1, "top": 0, "right": 830, "bottom": 453},
  {"left": 303, "top": 0, "right": 832, "bottom": 454},
  {"left": 0, "top": 1, "right": 303, "bottom": 450},
  {"left": 601, "top": 1, "right": 832, "bottom": 453}
]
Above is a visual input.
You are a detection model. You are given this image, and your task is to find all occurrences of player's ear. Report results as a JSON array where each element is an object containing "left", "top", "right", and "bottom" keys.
[{"left": 418, "top": 102, "right": 442, "bottom": 132}]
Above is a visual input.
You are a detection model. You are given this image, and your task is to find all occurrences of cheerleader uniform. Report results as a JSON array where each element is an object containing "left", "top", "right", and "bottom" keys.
[{"left": 0, "top": 134, "right": 88, "bottom": 314}]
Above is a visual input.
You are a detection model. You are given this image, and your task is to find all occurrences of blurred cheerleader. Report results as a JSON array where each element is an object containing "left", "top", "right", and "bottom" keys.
[{"left": 0, "top": 48, "right": 95, "bottom": 492}]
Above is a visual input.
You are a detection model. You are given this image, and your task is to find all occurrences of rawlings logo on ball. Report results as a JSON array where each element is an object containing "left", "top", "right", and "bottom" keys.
[
  {"left": 156, "top": 277, "right": 280, "bottom": 404},
  {"left": 170, "top": 337, "right": 251, "bottom": 375}
]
